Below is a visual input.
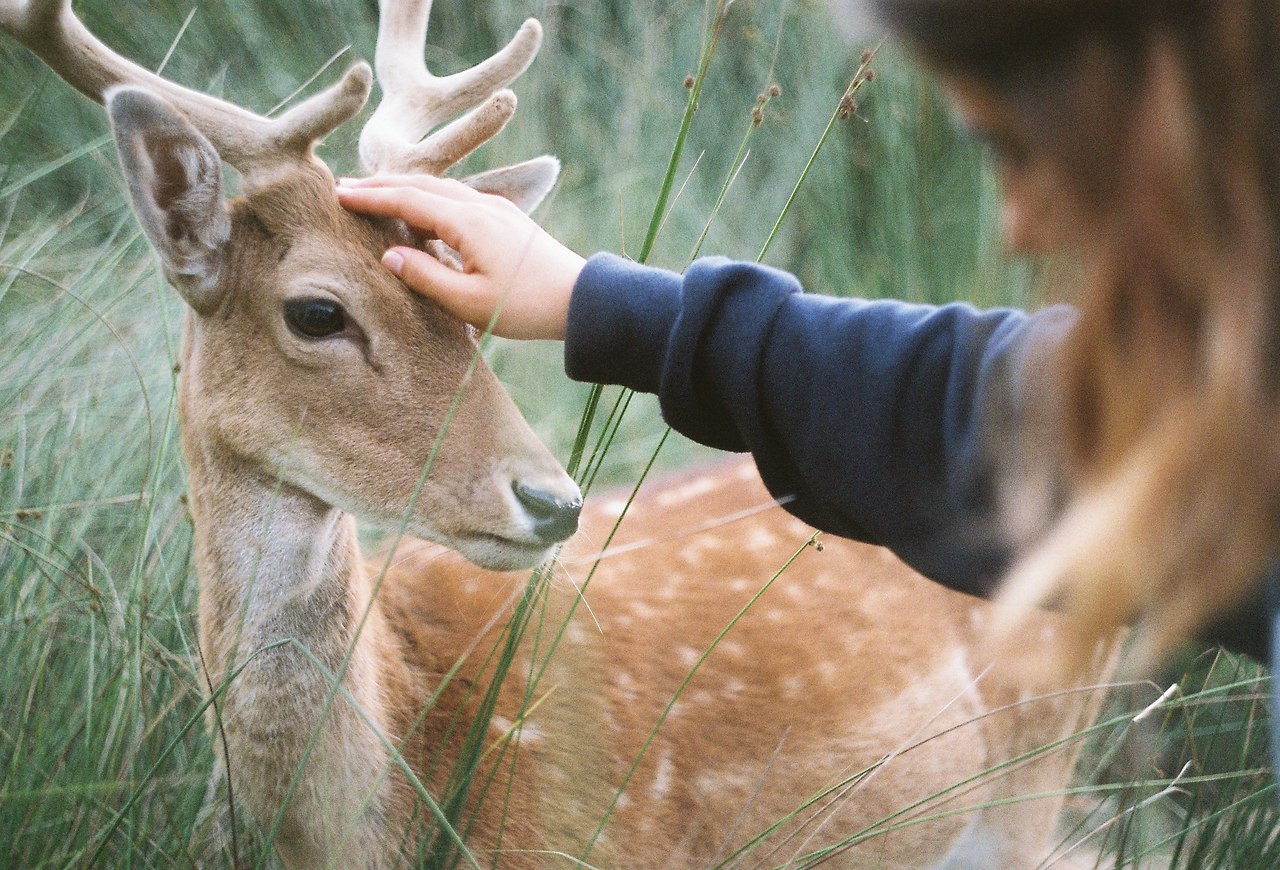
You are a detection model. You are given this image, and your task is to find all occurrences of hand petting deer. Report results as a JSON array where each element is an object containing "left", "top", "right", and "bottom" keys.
[{"left": 0, "top": 0, "right": 1116, "bottom": 866}]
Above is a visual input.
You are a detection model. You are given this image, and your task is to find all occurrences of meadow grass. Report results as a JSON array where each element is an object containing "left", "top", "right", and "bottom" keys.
[{"left": 0, "top": 0, "right": 1274, "bottom": 866}]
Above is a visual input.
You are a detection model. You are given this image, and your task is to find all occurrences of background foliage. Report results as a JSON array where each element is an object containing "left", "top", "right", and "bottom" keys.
[{"left": 0, "top": 0, "right": 1271, "bottom": 866}]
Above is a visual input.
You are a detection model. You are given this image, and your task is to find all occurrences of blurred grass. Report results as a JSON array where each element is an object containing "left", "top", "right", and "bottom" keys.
[{"left": 0, "top": 0, "right": 1272, "bottom": 866}]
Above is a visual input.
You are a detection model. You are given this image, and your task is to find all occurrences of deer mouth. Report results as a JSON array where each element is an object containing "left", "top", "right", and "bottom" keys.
[{"left": 452, "top": 532, "right": 557, "bottom": 572}]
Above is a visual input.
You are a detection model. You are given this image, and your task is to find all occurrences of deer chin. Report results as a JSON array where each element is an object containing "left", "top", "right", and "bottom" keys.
[
  {"left": 328, "top": 500, "right": 555, "bottom": 571},
  {"left": 448, "top": 532, "right": 556, "bottom": 572}
]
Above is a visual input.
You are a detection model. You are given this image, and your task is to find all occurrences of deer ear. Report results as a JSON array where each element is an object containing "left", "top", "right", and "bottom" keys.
[
  {"left": 107, "top": 87, "right": 231, "bottom": 314},
  {"left": 461, "top": 155, "right": 559, "bottom": 214}
]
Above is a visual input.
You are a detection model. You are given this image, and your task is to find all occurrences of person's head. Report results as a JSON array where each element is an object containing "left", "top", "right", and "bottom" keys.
[{"left": 875, "top": 0, "right": 1280, "bottom": 666}]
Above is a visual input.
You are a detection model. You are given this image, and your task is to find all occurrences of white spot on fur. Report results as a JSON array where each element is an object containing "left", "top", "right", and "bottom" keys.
[
  {"left": 724, "top": 677, "right": 745, "bottom": 696},
  {"left": 490, "top": 715, "right": 513, "bottom": 734},
  {"left": 679, "top": 551, "right": 706, "bottom": 570},
  {"left": 696, "top": 771, "right": 751, "bottom": 794},
  {"left": 656, "top": 476, "right": 718, "bottom": 507},
  {"left": 613, "top": 672, "right": 639, "bottom": 702},
  {"left": 720, "top": 640, "right": 745, "bottom": 658},
  {"left": 631, "top": 601, "right": 657, "bottom": 619},
  {"left": 598, "top": 498, "right": 628, "bottom": 518},
  {"left": 677, "top": 646, "right": 700, "bottom": 667},
  {"left": 786, "top": 517, "right": 813, "bottom": 536},
  {"left": 818, "top": 661, "right": 838, "bottom": 682},
  {"left": 651, "top": 753, "right": 675, "bottom": 799},
  {"left": 729, "top": 577, "right": 752, "bottom": 593},
  {"left": 747, "top": 527, "right": 779, "bottom": 551},
  {"left": 784, "top": 675, "right": 805, "bottom": 696},
  {"left": 843, "top": 636, "right": 869, "bottom": 657}
]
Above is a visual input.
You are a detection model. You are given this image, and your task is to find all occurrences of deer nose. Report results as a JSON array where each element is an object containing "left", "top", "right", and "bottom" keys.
[{"left": 513, "top": 482, "right": 582, "bottom": 544}]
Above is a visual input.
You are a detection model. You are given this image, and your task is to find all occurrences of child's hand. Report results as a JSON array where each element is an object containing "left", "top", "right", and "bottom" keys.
[{"left": 336, "top": 175, "right": 585, "bottom": 340}]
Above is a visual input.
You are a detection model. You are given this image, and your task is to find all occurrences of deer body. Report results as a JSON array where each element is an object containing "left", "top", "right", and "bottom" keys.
[
  {"left": 1, "top": 0, "right": 1113, "bottom": 866},
  {"left": 191, "top": 432, "right": 1103, "bottom": 867},
  {"left": 190, "top": 448, "right": 1104, "bottom": 867}
]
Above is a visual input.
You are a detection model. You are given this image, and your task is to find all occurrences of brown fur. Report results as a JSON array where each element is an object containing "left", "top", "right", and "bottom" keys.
[
  {"left": 332, "top": 458, "right": 1113, "bottom": 866},
  {"left": 191, "top": 444, "right": 1112, "bottom": 867}
]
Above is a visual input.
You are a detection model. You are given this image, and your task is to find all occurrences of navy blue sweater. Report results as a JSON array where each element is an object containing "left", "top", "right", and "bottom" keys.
[{"left": 564, "top": 252, "right": 1272, "bottom": 662}]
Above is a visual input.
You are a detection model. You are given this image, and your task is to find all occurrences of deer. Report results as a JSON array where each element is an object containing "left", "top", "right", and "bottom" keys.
[{"left": 0, "top": 0, "right": 1118, "bottom": 866}]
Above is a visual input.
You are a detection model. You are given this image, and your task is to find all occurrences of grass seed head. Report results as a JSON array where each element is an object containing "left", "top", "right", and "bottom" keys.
[
  {"left": 684, "top": 73, "right": 695, "bottom": 90},
  {"left": 838, "top": 94, "right": 858, "bottom": 119},
  {"left": 751, "top": 105, "right": 765, "bottom": 126}
]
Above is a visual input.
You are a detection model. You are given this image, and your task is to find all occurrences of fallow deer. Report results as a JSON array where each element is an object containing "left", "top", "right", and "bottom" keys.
[{"left": 0, "top": 0, "right": 1116, "bottom": 866}]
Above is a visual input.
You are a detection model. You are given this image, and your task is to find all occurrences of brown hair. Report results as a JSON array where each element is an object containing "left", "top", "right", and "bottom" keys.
[{"left": 876, "top": 0, "right": 1280, "bottom": 667}]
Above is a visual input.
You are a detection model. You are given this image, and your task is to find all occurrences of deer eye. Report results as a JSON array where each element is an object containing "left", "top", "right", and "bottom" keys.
[{"left": 284, "top": 298, "right": 346, "bottom": 339}]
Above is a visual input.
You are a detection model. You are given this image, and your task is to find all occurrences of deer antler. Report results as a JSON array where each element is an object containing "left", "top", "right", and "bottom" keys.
[
  {"left": 359, "top": 0, "right": 542, "bottom": 175},
  {"left": 0, "top": 0, "right": 371, "bottom": 180}
]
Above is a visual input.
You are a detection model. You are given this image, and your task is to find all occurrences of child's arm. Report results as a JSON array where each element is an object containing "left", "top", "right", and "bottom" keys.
[{"left": 565, "top": 253, "right": 1077, "bottom": 598}]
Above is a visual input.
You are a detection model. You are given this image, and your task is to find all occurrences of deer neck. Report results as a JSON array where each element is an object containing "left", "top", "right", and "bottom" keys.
[
  {"left": 180, "top": 407, "right": 404, "bottom": 865},
  {"left": 185, "top": 442, "right": 365, "bottom": 672}
]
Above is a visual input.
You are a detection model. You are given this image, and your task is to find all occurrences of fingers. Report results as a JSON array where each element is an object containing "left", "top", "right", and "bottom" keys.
[
  {"left": 336, "top": 184, "right": 471, "bottom": 252},
  {"left": 338, "top": 173, "right": 484, "bottom": 203}
]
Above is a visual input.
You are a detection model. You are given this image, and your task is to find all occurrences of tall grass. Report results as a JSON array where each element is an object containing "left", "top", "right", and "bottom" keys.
[{"left": 0, "top": 0, "right": 1272, "bottom": 866}]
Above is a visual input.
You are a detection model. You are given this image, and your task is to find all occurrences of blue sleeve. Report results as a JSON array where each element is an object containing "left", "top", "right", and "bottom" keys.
[
  {"left": 563, "top": 252, "right": 1279, "bottom": 663},
  {"left": 565, "top": 253, "right": 1073, "bottom": 599}
]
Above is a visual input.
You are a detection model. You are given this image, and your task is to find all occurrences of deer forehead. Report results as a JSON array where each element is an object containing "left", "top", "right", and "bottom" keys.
[
  {"left": 215, "top": 179, "right": 461, "bottom": 345},
  {"left": 234, "top": 173, "right": 397, "bottom": 284}
]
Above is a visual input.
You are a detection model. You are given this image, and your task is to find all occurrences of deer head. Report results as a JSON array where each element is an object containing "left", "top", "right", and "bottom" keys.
[{"left": 0, "top": 0, "right": 581, "bottom": 571}]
